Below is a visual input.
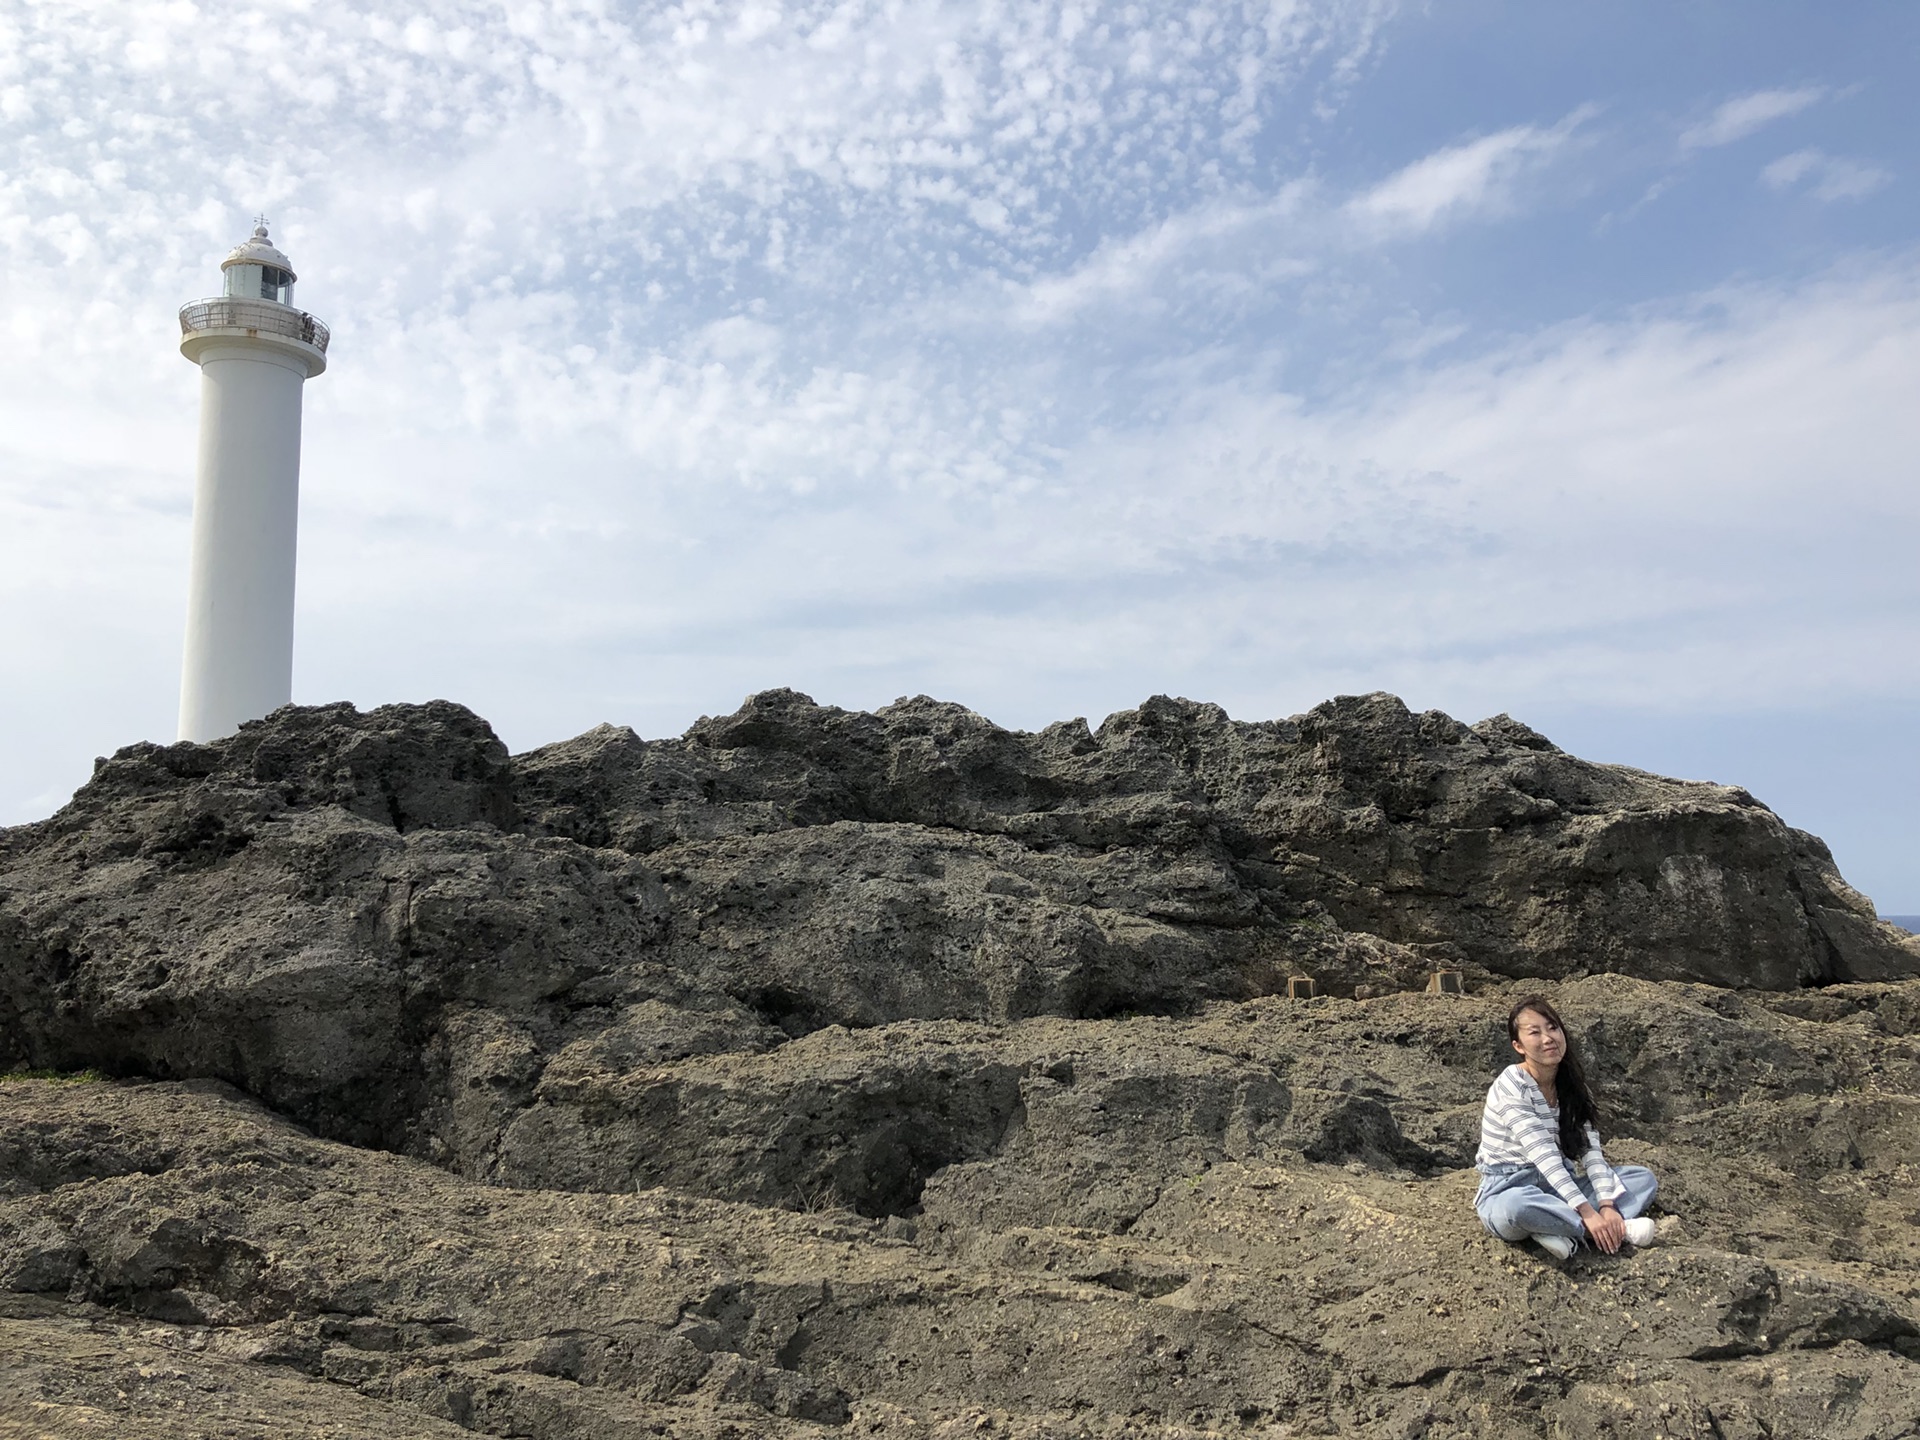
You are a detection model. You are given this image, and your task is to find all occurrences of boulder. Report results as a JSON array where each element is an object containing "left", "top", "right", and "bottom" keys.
[{"left": 2, "top": 691, "right": 1914, "bottom": 1166}]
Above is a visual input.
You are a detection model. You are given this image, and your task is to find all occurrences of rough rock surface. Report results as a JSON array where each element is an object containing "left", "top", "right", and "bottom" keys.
[{"left": 3, "top": 693, "right": 1919, "bottom": 1437}]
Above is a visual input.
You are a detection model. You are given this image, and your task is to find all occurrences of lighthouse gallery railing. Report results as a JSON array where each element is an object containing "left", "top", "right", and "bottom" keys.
[{"left": 178, "top": 298, "right": 330, "bottom": 354}]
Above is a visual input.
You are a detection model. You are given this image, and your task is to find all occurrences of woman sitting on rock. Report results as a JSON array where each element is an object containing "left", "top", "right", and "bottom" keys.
[{"left": 1475, "top": 996, "right": 1661, "bottom": 1260}]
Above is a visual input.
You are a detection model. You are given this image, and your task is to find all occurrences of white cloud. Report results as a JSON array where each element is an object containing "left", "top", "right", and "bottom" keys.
[
  {"left": 257, "top": 253, "right": 1920, "bottom": 749},
  {"left": 1344, "top": 110, "right": 1591, "bottom": 236},
  {"left": 996, "top": 187, "right": 1316, "bottom": 328},
  {"left": 1762, "top": 149, "right": 1891, "bottom": 202},
  {"left": 0, "top": 0, "right": 1392, "bottom": 293},
  {"left": 1681, "top": 87, "right": 1824, "bottom": 150}
]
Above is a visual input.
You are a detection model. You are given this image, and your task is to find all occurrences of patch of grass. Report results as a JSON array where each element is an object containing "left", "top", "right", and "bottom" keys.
[
  {"left": 794, "top": 1179, "right": 843, "bottom": 1215},
  {"left": 0, "top": 1067, "right": 108, "bottom": 1084}
]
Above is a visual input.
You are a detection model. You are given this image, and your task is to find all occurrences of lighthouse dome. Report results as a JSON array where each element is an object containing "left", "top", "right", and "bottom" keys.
[
  {"left": 220, "top": 223, "right": 299, "bottom": 305},
  {"left": 222, "top": 224, "right": 296, "bottom": 280}
]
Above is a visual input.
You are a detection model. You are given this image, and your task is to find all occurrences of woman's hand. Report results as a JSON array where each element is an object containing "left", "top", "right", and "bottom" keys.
[{"left": 1580, "top": 1203, "right": 1626, "bottom": 1254}]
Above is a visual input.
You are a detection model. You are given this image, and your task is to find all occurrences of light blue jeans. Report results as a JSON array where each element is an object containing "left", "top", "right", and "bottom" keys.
[{"left": 1475, "top": 1163, "right": 1659, "bottom": 1244}]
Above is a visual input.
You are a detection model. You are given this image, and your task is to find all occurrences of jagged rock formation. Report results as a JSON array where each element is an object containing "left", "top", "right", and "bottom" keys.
[{"left": 2, "top": 692, "right": 1918, "bottom": 1437}]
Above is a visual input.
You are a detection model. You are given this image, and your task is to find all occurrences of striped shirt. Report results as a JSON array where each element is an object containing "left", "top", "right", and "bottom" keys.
[{"left": 1476, "top": 1063, "right": 1623, "bottom": 1211}]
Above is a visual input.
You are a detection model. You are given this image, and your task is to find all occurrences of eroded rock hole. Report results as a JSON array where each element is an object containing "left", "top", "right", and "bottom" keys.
[
  {"left": 790, "top": 1067, "right": 1026, "bottom": 1218},
  {"left": 737, "top": 985, "right": 832, "bottom": 1039},
  {"left": 1074, "top": 989, "right": 1189, "bottom": 1023}
]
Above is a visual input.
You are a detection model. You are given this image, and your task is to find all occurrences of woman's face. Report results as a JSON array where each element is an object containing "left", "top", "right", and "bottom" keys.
[{"left": 1511, "top": 1007, "right": 1566, "bottom": 1069}]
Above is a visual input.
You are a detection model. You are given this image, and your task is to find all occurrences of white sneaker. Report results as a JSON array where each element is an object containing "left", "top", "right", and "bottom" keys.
[
  {"left": 1623, "top": 1217, "right": 1658, "bottom": 1248},
  {"left": 1533, "top": 1233, "right": 1576, "bottom": 1261}
]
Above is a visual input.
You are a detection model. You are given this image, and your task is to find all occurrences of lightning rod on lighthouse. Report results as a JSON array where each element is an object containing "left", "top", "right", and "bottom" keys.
[{"left": 175, "top": 223, "right": 329, "bottom": 742}]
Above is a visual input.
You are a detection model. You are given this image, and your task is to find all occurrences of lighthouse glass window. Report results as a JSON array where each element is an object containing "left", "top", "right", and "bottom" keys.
[{"left": 260, "top": 267, "right": 295, "bottom": 304}]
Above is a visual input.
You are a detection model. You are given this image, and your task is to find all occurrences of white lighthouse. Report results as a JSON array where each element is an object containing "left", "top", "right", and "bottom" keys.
[{"left": 175, "top": 223, "right": 329, "bottom": 742}]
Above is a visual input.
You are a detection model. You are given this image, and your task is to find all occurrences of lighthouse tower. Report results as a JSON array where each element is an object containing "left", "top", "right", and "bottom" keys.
[{"left": 175, "top": 223, "right": 329, "bottom": 742}]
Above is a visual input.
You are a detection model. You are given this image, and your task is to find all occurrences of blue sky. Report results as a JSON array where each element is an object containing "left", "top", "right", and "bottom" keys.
[{"left": 2, "top": 1, "right": 1916, "bottom": 910}]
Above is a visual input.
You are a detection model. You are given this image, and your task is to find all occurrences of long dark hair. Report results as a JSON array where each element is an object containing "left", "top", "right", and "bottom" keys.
[{"left": 1507, "top": 996, "right": 1599, "bottom": 1158}]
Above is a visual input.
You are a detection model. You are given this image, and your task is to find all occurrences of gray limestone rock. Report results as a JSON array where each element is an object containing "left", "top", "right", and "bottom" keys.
[
  {"left": 6, "top": 975, "right": 1920, "bottom": 1437},
  {"left": 2, "top": 690, "right": 1915, "bottom": 1183},
  {"left": 4, "top": 691, "right": 1920, "bottom": 1436}
]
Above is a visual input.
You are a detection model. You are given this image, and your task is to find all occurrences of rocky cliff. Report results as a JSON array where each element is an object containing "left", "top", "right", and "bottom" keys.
[{"left": 3, "top": 692, "right": 1918, "bottom": 1438}]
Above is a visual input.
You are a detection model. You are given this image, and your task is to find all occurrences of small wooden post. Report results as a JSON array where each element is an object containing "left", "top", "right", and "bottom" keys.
[
  {"left": 1425, "top": 970, "right": 1464, "bottom": 995},
  {"left": 1287, "top": 976, "right": 1317, "bottom": 999}
]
